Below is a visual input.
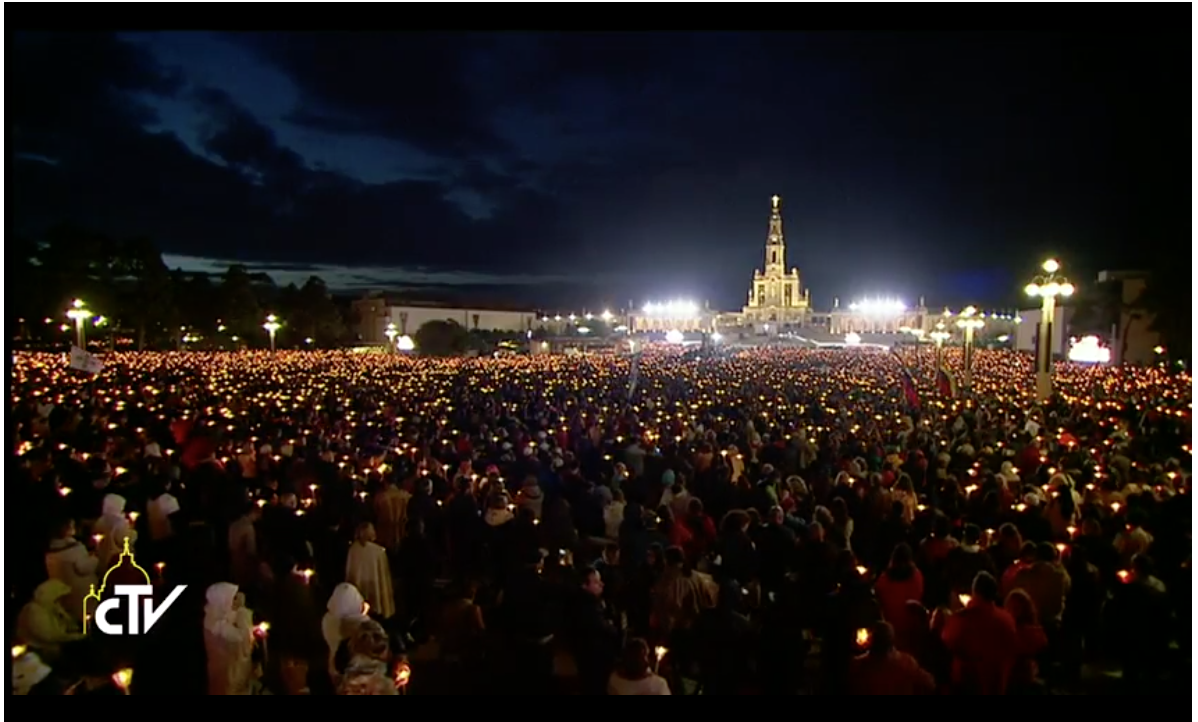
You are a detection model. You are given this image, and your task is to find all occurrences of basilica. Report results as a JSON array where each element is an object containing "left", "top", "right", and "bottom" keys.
[{"left": 738, "top": 195, "right": 812, "bottom": 330}]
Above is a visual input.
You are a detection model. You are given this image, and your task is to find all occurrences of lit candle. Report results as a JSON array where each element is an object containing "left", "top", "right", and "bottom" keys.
[
  {"left": 1117, "top": 570, "right": 1130, "bottom": 583},
  {"left": 958, "top": 594, "right": 972, "bottom": 607},
  {"left": 855, "top": 565, "right": 867, "bottom": 576},
  {"left": 11, "top": 645, "right": 27, "bottom": 659},
  {"left": 855, "top": 628, "right": 871, "bottom": 647},
  {"left": 112, "top": 668, "right": 133, "bottom": 693},
  {"left": 393, "top": 662, "right": 411, "bottom": 688}
]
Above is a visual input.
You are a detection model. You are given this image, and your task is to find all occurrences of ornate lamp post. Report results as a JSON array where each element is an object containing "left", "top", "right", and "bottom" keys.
[
  {"left": 384, "top": 321, "right": 398, "bottom": 352},
  {"left": 929, "top": 321, "right": 951, "bottom": 371},
  {"left": 66, "top": 299, "right": 91, "bottom": 348},
  {"left": 955, "top": 306, "right": 985, "bottom": 392},
  {"left": 1024, "top": 259, "right": 1074, "bottom": 401},
  {"left": 263, "top": 314, "right": 282, "bottom": 352}
]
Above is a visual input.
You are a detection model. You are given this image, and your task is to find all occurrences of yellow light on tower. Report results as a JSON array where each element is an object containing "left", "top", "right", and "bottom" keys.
[
  {"left": 263, "top": 314, "right": 282, "bottom": 352},
  {"left": 1025, "top": 258, "right": 1073, "bottom": 400},
  {"left": 66, "top": 299, "right": 91, "bottom": 348}
]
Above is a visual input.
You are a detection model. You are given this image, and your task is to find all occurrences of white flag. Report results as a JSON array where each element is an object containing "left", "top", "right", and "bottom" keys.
[{"left": 68, "top": 346, "right": 104, "bottom": 375}]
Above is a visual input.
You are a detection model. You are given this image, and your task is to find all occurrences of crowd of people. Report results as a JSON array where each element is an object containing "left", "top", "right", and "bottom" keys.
[{"left": 8, "top": 345, "right": 1191, "bottom": 695}]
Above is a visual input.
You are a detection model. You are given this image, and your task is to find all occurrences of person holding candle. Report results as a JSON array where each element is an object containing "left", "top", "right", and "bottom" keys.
[
  {"left": 15, "top": 580, "right": 86, "bottom": 663},
  {"left": 1009, "top": 542, "right": 1071, "bottom": 630},
  {"left": 321, "top": 582, "right": 370, "bottom": 679},
  {"left": 203, "top": 582, "right": 255, "bottom": 695},
  {"left": 44, "top": 517, "right": 99, "bottom": 621},
  {"left": 345, "top": 522, "right": 395, "bottom": 621},
  {"left": 875, "top": 543, "right": 924, "bottom": 653},
  {"left": 848, "top": 620, "right": 935, "bottom": 695},
  {"left": 607, "top": 638, "right": 671, "bottom": 695},
  {"left": 941, "top": 572, "right": 1018, "bottom": 695},
  {"left": 93, "top": 493, "right": 137, "bottom": 568}
]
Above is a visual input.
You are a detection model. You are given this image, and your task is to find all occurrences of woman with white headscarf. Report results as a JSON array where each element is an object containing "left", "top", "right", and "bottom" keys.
[
  {"left": 321, "top": 582, "right": 369, "bottom": 678},
  {"left": 345, "top": 523, "right": 395, "bottom": 620},
  {"left": 93, "top": 494, "right": 138, "bottom": 568},
  {"left": 203, "top": 582, "right": 255, "bottom": 695}
]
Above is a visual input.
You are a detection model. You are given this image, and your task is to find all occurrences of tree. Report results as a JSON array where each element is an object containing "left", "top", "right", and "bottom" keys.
[
  {"left": 116, "top": 237, "right": 176, "bottom": 350},
  {"left": 218, "top": 265, "right": 263, "bottom": 342},
  {"left": 413, "top": 319, "right": 470, "bottom": 356},
  {"left": 292, "top": 276, "right": 346, "bottom": 346}
]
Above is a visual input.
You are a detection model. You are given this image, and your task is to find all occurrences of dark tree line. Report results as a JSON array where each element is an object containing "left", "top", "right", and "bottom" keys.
[{"left": 11, "top": 225, "right": 354, "bottom": 350}]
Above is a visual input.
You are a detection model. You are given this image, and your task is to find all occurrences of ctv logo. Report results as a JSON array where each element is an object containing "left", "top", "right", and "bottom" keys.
[{"left": 83, "top": 538, "right": 186, "bottom": 635}]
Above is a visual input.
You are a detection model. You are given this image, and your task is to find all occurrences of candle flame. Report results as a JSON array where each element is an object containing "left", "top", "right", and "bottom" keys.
[
  {"left": 112, "top": 668, "right": 133, "bottom": 690},
  {"left": 855, "top": 628, "right": 870, "bottom": 647},
  {"left": 958, "top": 594, "right": 972, "bottom": 607},
  {"left": 11, "top": 645, "right": 27, "bottom": 658},
  {"left": 654, "top": 645, "right": 668, "bottom": 661}
]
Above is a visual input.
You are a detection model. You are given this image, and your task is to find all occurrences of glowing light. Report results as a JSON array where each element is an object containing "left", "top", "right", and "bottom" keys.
[
  {"left": 396, "top": 335, "right": 415, "bottom": 352},
  {"left": 958, "top": 594, "right": 972, "bottom": 606},
  {"left": 1042, "top": 258, "right": 1060, "bottom": 273},
  {"left": 665, "top": 329, "right": 685, "bottom": 344},
  {"left": 642, "top": 300, "right": 700, "bottom": 319},
  {"left": 847, "top": 299, "right": 906, "bottom": 316},
  {"left": 855, "top": 628, "right": 871, "bottom": 647},
  {"left": 1068, "top": 336, "right": 1111, "bottom": 364},
  {"left": 112, "top": 668, "right": 133, "bottom": 691},
  {"left": 11, "top": 645, "right": 27, "bottom": 658},
  {"left": 844, "top": 332, "right": 861, "bottom": 346}
]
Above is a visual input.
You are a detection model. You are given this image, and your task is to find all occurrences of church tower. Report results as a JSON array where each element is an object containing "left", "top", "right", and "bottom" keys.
[
  {"left": 764, "top": 194, "right": 786, "bottom": 277},
  {"left": 742, "top": 194, "right": 809, "bottom": 329}
]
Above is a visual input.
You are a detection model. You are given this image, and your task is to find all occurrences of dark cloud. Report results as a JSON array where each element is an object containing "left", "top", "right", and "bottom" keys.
[
  {"left": 236, "top": 32, "right": 511, "bottom": 158},
  {"left": 8, "top": 30, "right": 1188, "bottom": 309}
]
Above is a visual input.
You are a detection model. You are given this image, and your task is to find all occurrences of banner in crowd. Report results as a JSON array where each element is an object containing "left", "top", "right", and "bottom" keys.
[{"left": 69, "top": 346, "right": 104, "bottom": 375}]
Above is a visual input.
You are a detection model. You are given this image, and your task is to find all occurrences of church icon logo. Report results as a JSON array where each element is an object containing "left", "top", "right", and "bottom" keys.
[{"left": 82, "top": 538, "right": 186, "bottom": 636}]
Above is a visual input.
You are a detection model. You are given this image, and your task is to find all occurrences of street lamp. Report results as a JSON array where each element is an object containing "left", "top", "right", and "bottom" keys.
[
  {"left": 1024, "top": 258, "right": 1075, "bottom": 401},
  {"left": 955, "top": 306, "right": 985, "bottom": 392},
  {"left": 66, "top": 299, "right": 91, "bottom": 348},
  {"left": 263, "top": 314, "right": 282, "bottom": 352},
  {"left": 384, "top": 321, "right": 398, "bottom": 352},
  {"left": 396, "top": 335, "right": 415, "bottom": 352},
  {"left": 929, "top": 321, "right": 951, "bottom": 371}
]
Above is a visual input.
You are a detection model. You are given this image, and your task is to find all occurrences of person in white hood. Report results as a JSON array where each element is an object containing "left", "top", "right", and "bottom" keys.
[
  {"left": 147, "top": 482, "right": 181, "bottom": 541},
  {"left": 203, "top": 582, "right": 255, "bottom": 695},
  {"left": 322, "top": 582, "right": 370, "bottom": 677},
  {"left": 93, "top": 494, "right": 137, "bottom": 568},
  {"left": 345, "top": 523, "right": 395, "bottom": 620},
  {"left": 44, "top": 519, "right": 99, "bottom": 620}
]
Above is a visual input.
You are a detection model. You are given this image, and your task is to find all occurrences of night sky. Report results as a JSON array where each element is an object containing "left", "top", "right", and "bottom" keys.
[{"left": 11, "top": 32, "right": 1187, "bottom": 311}]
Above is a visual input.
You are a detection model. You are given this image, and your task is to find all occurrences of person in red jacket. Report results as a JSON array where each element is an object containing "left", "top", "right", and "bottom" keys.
[
  {"left": 849, "top": 621, "right": 936, "bottom": 695},
  {"left": 1004, "top": 588, "right": 1049, "bottom": 693},
  {"left": 941, "top": 571, "right": 1019, "bottom": 695},
  {"left": 875, "top": 543, "right": 925, "bottom": 653}
]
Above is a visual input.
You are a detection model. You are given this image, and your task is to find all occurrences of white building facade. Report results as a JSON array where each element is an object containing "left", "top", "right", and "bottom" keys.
[{"left": 353, "top": 296, "right": 538, "bottom": 344}]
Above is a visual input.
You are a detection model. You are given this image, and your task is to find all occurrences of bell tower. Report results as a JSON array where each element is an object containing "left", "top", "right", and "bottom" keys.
[{"left": 764, "top": 194, "right": 786, "bottom": 277}]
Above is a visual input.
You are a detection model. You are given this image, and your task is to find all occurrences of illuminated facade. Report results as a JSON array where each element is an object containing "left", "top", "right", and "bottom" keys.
[
  {"left": 630, "top": 300, "right": 716, "bottom": 333},
  {"left": 827, "top": 298, "right": 931, "bottom": 335},
  {"left": 740, "top": 195, "right": 811, "bottom": 328}
]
